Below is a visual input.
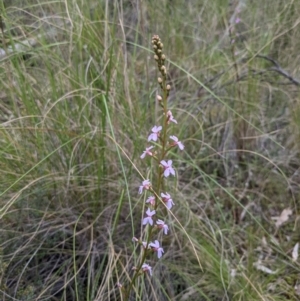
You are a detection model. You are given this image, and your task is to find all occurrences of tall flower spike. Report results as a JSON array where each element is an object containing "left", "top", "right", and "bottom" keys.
[{"left": 125, "top": 36, "right": 184, "bottom": 296}]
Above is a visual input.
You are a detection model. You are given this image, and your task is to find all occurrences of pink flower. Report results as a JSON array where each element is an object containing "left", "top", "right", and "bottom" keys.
[
  {"left": 170, "top": 135, "right": 184, "bottom": 150},
  {"left": 142, "top": 263, "right": 152, "bottom": 276},
  {"left": 235, "top": 17, "right": 241, "bottom": 24},
  {"left": 146, "top": 196, "right": 155, "bottom": 206},
  {"left": 167, "top": 110, "right": 177, "bottom": 124},
  {"left": 142, "top": 208, "right": 156, "bottom": 226},
  {"left": 148, "top": 125, "right": 162, "bottom": 142},
  {"left": 140, "top": 146, "right": 154, "bottom": 159},
  {"left": 139, "top": 179, "right": 151, "bottom": 194},
  {"left": 160, "top": 160, "right": 175, "bottom": 177},
  {"left": 156, "top": 219, "right": 169, "bottom": 235},
  {"left": 161, "top": 192, "right": 174, "bottom": 210},
  {"left": 150, "top": 240, "right": 164, "bottom": 259}
]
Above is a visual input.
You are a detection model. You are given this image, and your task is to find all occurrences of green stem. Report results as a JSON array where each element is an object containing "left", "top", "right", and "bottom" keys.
[
  {"left": 124, "top": 36, "right": 169, "bottom": 300},
  {"left": 124, "top": 76, "right": 169, "bottom": 301}
]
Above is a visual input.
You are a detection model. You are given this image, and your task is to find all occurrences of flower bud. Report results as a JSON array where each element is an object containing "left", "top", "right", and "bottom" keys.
[
  {"left": 154, "top": 55, "right": 159, "bottom": 61},
  {"left": 161, "top": 54, "right": 166, "bottom": 60},
  {"left": 158, "top": 77, "right": 163, "bottom": 84},
  {"left": 157, "top": 95, "right": 162, "bottom": 102},
  {"left": 153, "top": 45, "right": 157, "bottom": 50},
  {"left": 166, "top": 84, "right": 171, "bottom": 91}
]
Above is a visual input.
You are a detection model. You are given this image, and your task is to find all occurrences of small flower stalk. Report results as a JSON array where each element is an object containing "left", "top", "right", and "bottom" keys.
[{"left": 121, "top": 35, "right": 185, "bottom": 300}]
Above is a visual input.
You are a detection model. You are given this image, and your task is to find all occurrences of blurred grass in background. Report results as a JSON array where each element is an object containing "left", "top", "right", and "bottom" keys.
[{"left": 0, "top": 0, "right": 300, "bottom": 300}]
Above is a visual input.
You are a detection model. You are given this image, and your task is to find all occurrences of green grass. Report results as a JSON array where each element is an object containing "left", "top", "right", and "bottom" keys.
[{"left": 1, "top": 0, "right": 300, "bottom": 300}]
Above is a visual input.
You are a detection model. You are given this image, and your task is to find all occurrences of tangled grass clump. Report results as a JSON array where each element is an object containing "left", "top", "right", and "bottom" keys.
[{"left": 1, "top": 0, "right": 300, "bottom": 300}]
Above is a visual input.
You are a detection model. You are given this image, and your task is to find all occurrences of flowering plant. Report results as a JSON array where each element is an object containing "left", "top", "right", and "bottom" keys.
[{"left": 120, "top": 35, "right": 184, "bottom": 300}]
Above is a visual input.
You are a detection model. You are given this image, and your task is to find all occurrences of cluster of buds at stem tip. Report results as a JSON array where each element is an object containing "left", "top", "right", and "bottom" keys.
[
  {"left": 152, "top": 35, "right": 164, "bottom": 66},
  {"left": 152, "top": 35, "right": 168, "bottom": 83}
]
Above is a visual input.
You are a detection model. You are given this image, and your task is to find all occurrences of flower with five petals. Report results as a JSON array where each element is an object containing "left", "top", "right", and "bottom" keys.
[
  {"left": 170, "top": 135, "right": 184, "bottom": 150},
  {"left": 156, "top": 219, "right": 169, "bottom": 235},
  {"left": 139, "top": 179, "right": 151, "bottom": 194},
  {"left": 142, "top": 263, "right": 152, "bottom": 276},
  {"left": 161, "top": 192, "right": 174, "bottom": 210},
  {"left": 149, "top": 240, "right": 164, "bottom": 258},
  {"left": 160, "top": 160, "right": 175, "bottom": 177},
  {"left": 142, "top": 208, "right": 156, "bottom": 226},
  {"left": 146, "top": 195, "right": 156, "bottom": 206},
  {"left": 148, "top": 126, "right": 162, "bottom": 142},
  {"left": 140, "top": 146, "right": 154, "bottom": 159}
]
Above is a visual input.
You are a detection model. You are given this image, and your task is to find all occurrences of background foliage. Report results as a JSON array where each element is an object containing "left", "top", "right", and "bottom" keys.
[{"left": 1, "top": 0, "right": 300, "bottom": 300}]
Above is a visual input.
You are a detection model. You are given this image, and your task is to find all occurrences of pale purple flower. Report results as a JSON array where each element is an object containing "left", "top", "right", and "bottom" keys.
[
  {"left": 150, "top": 240, "right": 164, "bottom": 259},
  {"left": 156, "top": 219, "right": 169, "bottom": 235},
  {"left": 140, "top": 146, "right": 154, "bottom": 159},
  {"left": 235, "top": 17, "right": 241, "bottom": 24},
  {"left": 142, "top": 263, "right": 152, "bottom": 276},
  {"left": 142, "top": 208, "right": 156, "bottom": 226},
  {"left": 167, "top": 110, "right": 177, "bottom": 124},
  {"left": 139, "top": 179, "right": 151, "bottom": 194},
  {"left": 148, "top": 125, "right": 162, "bottom": 142},
  {"left": 146, "top": 195, "right": 155, "bottom": 206},
  {"left": 160, "top": 160, "right": 175, "bottom": 177},
  {"left": 170, "top": 135, "right": 184, "bottom": 150},
  {"left": 161, "top": 192, "right": 174, "bottom": 210}
]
